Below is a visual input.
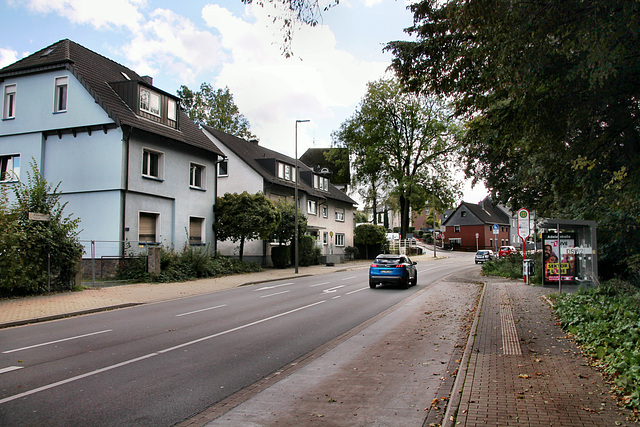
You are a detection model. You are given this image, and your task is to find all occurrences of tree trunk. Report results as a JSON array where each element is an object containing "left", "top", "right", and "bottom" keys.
[
  {"left": 239, "top": 237, "right": 245, "bottom": 262},
  {"left": 399, "top": 194, "right": 410, "bottom": 240}
]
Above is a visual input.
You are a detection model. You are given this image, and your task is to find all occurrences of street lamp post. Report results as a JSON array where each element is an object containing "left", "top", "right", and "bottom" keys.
[{"left": 295, "top": 119, "right": 310, "bottom": 274}]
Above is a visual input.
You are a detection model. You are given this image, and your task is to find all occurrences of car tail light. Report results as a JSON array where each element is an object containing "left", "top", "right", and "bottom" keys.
[
  {"left": 396, "top": 264, "right": 404, "bottom": 268},
  {"left": 370, "top": 264, "right": 378, "bottom": 267}
]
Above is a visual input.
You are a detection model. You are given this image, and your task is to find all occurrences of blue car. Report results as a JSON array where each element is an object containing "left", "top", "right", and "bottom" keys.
[{"left": 369, "top": 254, "right": 417, "bottom": 289}]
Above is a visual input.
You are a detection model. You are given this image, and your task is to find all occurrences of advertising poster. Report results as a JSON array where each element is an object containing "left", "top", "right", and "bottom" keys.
[{"left": 543, "top": 233, "right": 577, "bottom": 284}]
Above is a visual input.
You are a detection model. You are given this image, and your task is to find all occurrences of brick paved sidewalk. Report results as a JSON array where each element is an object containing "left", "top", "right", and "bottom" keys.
[{"left": 450, "top": 278, "right": 635, "bottom": 426}]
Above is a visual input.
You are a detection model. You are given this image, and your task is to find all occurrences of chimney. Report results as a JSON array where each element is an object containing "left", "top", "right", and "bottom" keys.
[{"left": 141, "top": 76, "right": 153, "bottom": 85}]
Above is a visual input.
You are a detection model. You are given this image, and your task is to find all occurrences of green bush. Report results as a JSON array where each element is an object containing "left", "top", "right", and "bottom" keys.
[
  {"left": 115, "top": 246, "right": 262, "bottom": 283},
  {"left": 554, "top": 281, "right": 640, "bottom": 411},
  {"left": 344, "top": 246, "right": 359, "bottom": 260},
  {"left": 481, "top": 252, "right": 542, "bottom": 284},
  {"left": 299, "top": 235, "right": 320, "bottom": 266},
  {"left": 271, "top": 245, "right": 290, "bottom": 268}
]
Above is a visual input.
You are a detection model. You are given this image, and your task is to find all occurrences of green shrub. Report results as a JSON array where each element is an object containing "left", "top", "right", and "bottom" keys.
[
  {"left": 299, "top": 235, "right": 320, "bottom": 266},
  {"left": 481, "top": 252, "right": 542, "bottom": 284},
  {"left": 554, "top": 281, "right": 640, "bottom": 411},
  {"left": 271, "top": 245, "right": 290, "bottom": 268}
]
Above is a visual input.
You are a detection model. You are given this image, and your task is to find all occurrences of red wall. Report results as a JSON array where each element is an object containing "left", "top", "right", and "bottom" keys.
[{"left": 445, "top": 224, "right": 510, "bottom": 251}]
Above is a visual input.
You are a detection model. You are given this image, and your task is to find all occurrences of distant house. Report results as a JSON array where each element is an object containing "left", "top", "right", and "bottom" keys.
[
  {"left": 0, "top": 39, "right": 225, "bottom": 262},
  {"left": 299, "top": 147, "right": 350, "bottom": 193},
  {"left": 442, "top": 198, "right": 511, "bottom": 251},
  {"left": 202, "top": 126, "right": 357, "bottom": 265}
]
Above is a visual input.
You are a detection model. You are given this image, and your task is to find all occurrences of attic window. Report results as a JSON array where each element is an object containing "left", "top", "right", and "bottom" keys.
[
  {"left": 139, "top": 87, "right": 160, "bottom": 117},
  {"left": 461, "top": 211, "right": 467, "bottom": 217},
  {"left": 121, "top": 72, "right": 131, "bottom": 80},
  {"left": 41, "top": 48, "right": 54, "bottom": 57}
]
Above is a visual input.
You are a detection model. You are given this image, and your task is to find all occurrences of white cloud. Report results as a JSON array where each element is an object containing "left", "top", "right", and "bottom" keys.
[
  {"left": 10, "top": 0, "right": 147, "bottom": 30},
  {"left": 120, "top": 8, "right": 226, "bottom": 86},
  {"left": 201, "top": 3, "right": 390, "bottom": 156},
  {"left": 0, "top": 48, "right": 20, "bottom": 68}
]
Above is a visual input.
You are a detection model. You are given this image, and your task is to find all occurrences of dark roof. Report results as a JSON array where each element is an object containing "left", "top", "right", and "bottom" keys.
[
  {"left": 443, "top": 201, "right": 510, "bottom": 226},
  {"left": 203, "top": 126, "right": 357, "bottom": 205},
  {"left": 0, "top": 39, "right": 223, "bottom": 157},
  {"left": 299, "top": 147, "right": 350, "bottom": 185}
]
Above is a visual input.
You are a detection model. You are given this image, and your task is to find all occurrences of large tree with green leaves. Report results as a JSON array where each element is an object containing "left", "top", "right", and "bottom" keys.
[
  {"left": 269, "top": 199, "right": 307, "bottom": 246},
  {"left": 213, "top": 192, "right": 280, "bottom": 262},
  {"left": 178, "top": 83, "right": 256, "bottom": 140},
  {"left": 333, "top": 76, "right": 461, "bottom": 239},
  {"left": 387, "top": 0, "right": 640, "bottom": 280}
]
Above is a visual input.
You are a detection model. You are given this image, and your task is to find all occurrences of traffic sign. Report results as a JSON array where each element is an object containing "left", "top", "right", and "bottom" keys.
[
  {"left": 492, "top": 224, "right": 499, "bottom": 235},
  {"left": 517, "top": 208, "right": 530, "bottom": 240}
]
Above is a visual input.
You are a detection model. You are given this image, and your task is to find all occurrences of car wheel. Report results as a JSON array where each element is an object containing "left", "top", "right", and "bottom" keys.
[
  {"left": 369, "top": 281, "right": 376, "bottom": 289},
  {"left": 412, "top": 273, "right": 418, "bottom": 286},
  {"left": 402, "top": 279, "right": 410, "bottom": 290}
]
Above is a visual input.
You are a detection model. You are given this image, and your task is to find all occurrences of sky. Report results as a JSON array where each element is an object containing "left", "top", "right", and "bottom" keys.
[{"left": 0, "top": 0, "right": 487, "bottom": 204}]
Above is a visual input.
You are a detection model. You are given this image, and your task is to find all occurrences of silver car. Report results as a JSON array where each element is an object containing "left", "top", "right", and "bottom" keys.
[{"left": 475, "top": 250, "right": 494, "bottom": 264}]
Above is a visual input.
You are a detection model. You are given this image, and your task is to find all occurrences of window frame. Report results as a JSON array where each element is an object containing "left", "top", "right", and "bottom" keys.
[
  {"left": 335, "top": 208, "right": 345, "bottom": 222},
  {"left": 323, "top": 232, "right": 328, "bottom": 245},
  {"left": 189, "top": 216, "right": 205, "bottom": 245},
  {"left": 321, "top": 205, "right": 328, "bottom": 218},
  {"left": 189, "top": 162, "right": 205, "bottom": 189},
  {"left": 167, "top": 98, "right": 177, "bottom": 122},
  {"left": 3, "top": 84, "right": 16, "bottom": 120},
  {"left": 0, "top": 154, "right": 20, "bottom": 182},
  {"left": 307, "top": 200, "right": 317, "bottom": 215},
  {"left": 139, "top": 87, "right": 161, "bottom": 117},
  {"left": 217, "top": 159, "right": 228, "bottom": 177},
  {"left": 142, "top": 148, "right": 163, "bottom": 179},
  {"left": 53, "top": 76, "right": 68, "bottom": 113},
  {"left": 335, "top": 233, "right": 345, "bottom": 247},
  {"left": 138, "top": 211, "right": 160, "bottom": 244},
  {"left": 454, "top": 225, "right": 460, "bottom": 233}
]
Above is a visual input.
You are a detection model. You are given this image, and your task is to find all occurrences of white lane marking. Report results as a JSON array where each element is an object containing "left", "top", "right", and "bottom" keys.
[
  {"left": 322, "top": 285, "right": 345, "bottom": 294},
  {"left": 0, "top": 366, "right": 23, "bottom": 374},
  {"left": 332, "top": 296, "right": 341, "bottom": 299},
  {"left": 176, "top": 305, "right": 226, "bottom": 317},
  {"left": 310, "top": 282, "right": 331, "bottom": 287},
  {"left": 2, "top": 330, "right": 113, "bottom": 354},
  {"left": 346, "top": 287, "right": 368, "bottom": 295},
  {"left": 340, "top": 276, "right": 356, "bottom": 281},
  {"left": 254, "top": 283, "right": 294, "bottom": 291},
  {"left": 0, "top": 300, "right": 325, "bottom": 405},
  {"left": 259, "top": 290, "right": 290, "bottom": 298}
]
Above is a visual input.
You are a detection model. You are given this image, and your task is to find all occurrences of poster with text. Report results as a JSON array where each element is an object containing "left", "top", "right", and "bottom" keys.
[{"left": 542, "top": 233, "right": 577, "bottom": 284}]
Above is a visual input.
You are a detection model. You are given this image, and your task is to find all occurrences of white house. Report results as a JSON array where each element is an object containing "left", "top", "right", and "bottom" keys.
[
  {"left": 0, "top": 39, "right": 225, "bottom": 265},
  {"left": 202, "top": 126, "right": 357, "bottom": 265}
]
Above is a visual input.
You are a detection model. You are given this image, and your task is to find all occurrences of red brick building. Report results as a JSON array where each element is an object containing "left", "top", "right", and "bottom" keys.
[{"left": 442, "top": 199, "right": 510, "bottom": 252}]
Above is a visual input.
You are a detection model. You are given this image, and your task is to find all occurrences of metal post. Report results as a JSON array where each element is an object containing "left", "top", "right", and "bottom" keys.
[
  {"left": 91, "top": 240, "right": 96, "bottom": 287},
  {"left": 557, "top": 224, "right": 562, "bottom": 293},
  {"left": 294, "top": 120, "right": 310, "bottom": 273},
  {"left": 433, "top": 197, "right": 437, "bottom": 258}
]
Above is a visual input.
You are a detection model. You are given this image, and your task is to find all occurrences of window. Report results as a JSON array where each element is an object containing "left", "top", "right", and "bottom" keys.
[
  {"left": 142, "top": 149, "right": 162, "bottom": 179},
  {"left": 454, "top": 225, "right": 460, "bottom": 233},
  {"left": 190, "top": 163, "right": 205, "bottom": 189},
  {"left": 307, "top": 200, "right": 317, "bottom": 215},
  {"left": 335, "top": 233, "right": 345, "bottom": 247},
  {"left": 140, "top": 87, "right": 160, "bottom": 116},
  {"left": 0, "top": 155, "right": 20, "bottom": 182},
  {"left": 313, "top": 175, "right": 328, "bottom": 191},
  {"left": 321, "top": 205, "right": 328, "bottom": 218},
  {"left": 167, "top": 98, "right": 177, "bottom": 121},
  {"left": 277, "top": 162, "right": 295, "bottom": 182},
  {"left": 189, "top": 217, "right": 204, "bottom": 244},
  {"left": 335, "top": 208, "right": 345, "bottom": 222},
  {"left": 139, "top": 212, "right": 159, "bottom": 243},
  {"left": 54, "top": 76, "right": 68, "bottom": 113},
  {"left": 461, "top": 211, "right": 467, "bottom": 217},
  {"left": 323, "top": 232, "right": 328, "bottom": 245},
  {"left": 217, "top": 160, "right": 228, "bottom": 177},
  {"left": 3, "top": 84, "right": 16, "bottom": 119}
]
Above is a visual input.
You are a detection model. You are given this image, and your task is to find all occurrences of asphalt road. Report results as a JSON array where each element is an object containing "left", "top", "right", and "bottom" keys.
[{"left": 0, "top": 253, "right": 472, "bottom": 426}]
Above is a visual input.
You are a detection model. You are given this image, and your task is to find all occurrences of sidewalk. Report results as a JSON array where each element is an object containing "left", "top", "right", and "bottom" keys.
[{"left": 447, "top": 276, "right": 636, "bottom": 426}]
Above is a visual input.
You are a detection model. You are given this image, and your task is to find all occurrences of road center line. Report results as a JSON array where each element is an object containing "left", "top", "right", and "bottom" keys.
[
  {"left": 346, "top": 287, "right": 368, "bottom": 295},
  {"left": 0, "top": 366, "right": 23, "bottom": 374},
  {"left": 0, "top": 300, "right": 326, "bottom": 406},
  {"left": 310, "top": 282, "right": 331, "bottom": 287},
  {"left": 340, "top": 276, "right": 356, "bottom": 281},
  {"left": 254, "top": 283, "right": 294, "bottom": 291},
  {"left": 2, "top": 330, "right": 113, "bottom": 354},
  {"left": 259, "top": 290, "right": 290, "bottom": 298},
  {"left": 176, "top": 305, "right": 227, "bottom": 317}
]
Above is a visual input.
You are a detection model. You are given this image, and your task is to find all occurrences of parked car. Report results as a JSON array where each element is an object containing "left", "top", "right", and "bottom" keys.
[
  {"left": 498, "top": 246, "right": 517, "bottom": 257},
  {"left": 475, "top": 250, "right": 494, "bottom": 264},
  {"left": 369, "top": 254, "right": 417, "bottom": 289}
]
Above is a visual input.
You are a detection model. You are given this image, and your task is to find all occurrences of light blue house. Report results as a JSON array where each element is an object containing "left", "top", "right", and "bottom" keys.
[{"left": 0, "top": 39, "right": 225, "bottom": 263}]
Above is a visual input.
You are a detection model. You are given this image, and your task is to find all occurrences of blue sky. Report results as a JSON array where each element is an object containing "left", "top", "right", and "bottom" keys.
[{"left": 0, "top": 0, "right": 487, "bottom": 203}]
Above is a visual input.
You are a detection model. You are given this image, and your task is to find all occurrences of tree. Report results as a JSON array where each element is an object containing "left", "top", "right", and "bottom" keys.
[
  {"left": 177, "top": 83, "right": 256, "bottom": 140},
  {"left": 354, "top": 224, "right": 387, "bottom": 259},
  {"left": 213, "top": 192, "right": 280, "bottom": 261},
  {"left": 334, "top": 76, "right": 461, "bottom": 239},
  {"left": 269, "top": 199, "right": 307, "bottom": 246},
  {"left": 387, "top": 0, "right": 640, "bottom": 280},
  {"left": 0, "top": 162, "right": 83, "bottom": 296}
]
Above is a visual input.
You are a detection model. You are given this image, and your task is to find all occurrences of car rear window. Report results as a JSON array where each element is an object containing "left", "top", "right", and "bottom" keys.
[
  {"left": 375, "top": 257, "right": 402, "bottom": 265},
  {"left": 477, "top": 251, "right": 489, "bottom": 255}
]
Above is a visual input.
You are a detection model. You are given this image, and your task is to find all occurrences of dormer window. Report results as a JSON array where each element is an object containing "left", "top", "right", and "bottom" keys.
[
  {"left": 313, "top": 174, "right": 329, "bottom": 191},
  {"left": 277, "top": 162, "right": 296, "bottom": 182},
  {"left": 140, "top": 87, "right": 160, "bottom": 117},
  {"left": 167, "top": 98, "right": 177, "bottom": 122}
]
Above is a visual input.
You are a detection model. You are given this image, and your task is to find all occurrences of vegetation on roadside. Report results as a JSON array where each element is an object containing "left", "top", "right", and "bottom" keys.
[
  {"left": 115, "top": 245, "right": 261, "bottom": 283},
  {"left": 552, "top": 282, "right": 640, "bottom": 414},
  {"left": 481, "top": 253, "right": 542, "bottom": 285}
]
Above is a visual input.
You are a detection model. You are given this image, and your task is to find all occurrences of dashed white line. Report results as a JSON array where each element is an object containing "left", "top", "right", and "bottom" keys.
[
  {"left": 176, "top": 305, "right": 226, "bottom": 317},
  {"left": 0, "top": 301, "right": 326, "bottom": 405},
  {"left": 340, "top": 276, "right": 357, "bottom": 281},
  {"left": 310, "top": 281, "right": 331, "bottom": 287},
  {"left": 322, "top": 285, "right": 345, "bottom": 294},
  {"left": 2, "top": 330, "right": 113, "bottom": 354},
  {"left": 259, "top": 290, "right": 291, "bottom": 298},
  {"left": 254, "top": 283, "right": 294, "bottom": 291},
  {"left": 346, "top": 287, "right": 368, "bottom": 295},
  {"left": 0, "top": 366, "right": 23, "bottom": 374}
]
